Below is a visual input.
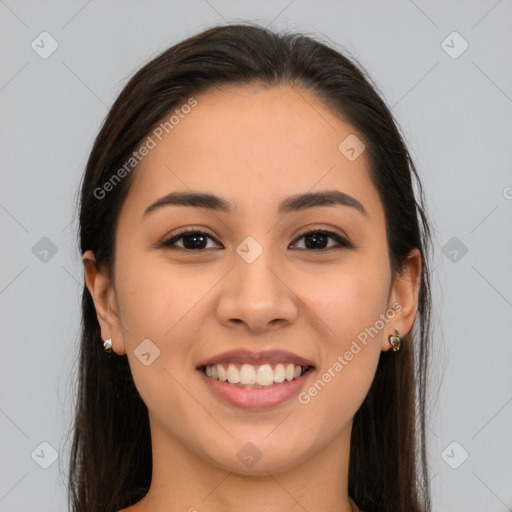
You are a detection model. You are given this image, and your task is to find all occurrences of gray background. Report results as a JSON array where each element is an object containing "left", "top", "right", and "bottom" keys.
[{"left": 1, "top": 1, "right": 511, "bottom": 511}]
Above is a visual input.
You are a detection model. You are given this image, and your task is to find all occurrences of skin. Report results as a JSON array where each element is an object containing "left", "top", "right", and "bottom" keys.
[{"left": 83, "top": 84, "right": 421, "bottom": 512}]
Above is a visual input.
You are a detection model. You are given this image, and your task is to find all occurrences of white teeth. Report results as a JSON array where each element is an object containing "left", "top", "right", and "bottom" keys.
[
  {"left": 204, "top": 362, "right": 308, "bottom": 386},
  {"left": 256, "top": 364, "right": 274, "bottom": 386},
  {"left": 240, "top": 364, "right": 256, "bottom": 384},
  {"left": 217, "top": 364, "right": 227, "bottom": 382},
  {"left": 274, "top": 363, "right": 285, "bottom": 383},
  {"left": 285, "top": 363, "right": 294, "bottom": 381},
  {"left": 227, "top": 363, "right": 240, "bottom": 384}
]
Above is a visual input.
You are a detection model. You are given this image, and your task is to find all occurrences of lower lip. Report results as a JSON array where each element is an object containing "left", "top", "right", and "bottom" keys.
[{"left": 197, "top": 368, "right": 315, "bottom": 410}]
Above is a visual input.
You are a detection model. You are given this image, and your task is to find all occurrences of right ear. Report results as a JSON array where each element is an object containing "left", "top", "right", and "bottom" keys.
[{"left": 82, "top": 250, "right": 127, "bottom": 355}]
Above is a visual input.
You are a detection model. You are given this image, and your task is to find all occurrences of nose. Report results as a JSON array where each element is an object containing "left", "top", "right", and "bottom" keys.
[{"left": 216, "top": 248, "right": 298, "bottom": 333}]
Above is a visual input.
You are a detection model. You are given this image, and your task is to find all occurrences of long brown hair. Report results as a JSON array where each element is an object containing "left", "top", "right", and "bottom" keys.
[{"left": 69, "top": 21, "right": 434, "bottom": 512}]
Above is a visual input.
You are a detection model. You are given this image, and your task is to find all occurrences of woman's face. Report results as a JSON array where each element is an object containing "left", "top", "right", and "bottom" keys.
[{"left": 84, "top": 84, "right": 420, "bottom": 475}]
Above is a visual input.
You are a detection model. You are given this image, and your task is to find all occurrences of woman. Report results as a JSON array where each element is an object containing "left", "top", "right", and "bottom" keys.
[{"left": 69, "top": 22, "right": 433, "bottom": 512}]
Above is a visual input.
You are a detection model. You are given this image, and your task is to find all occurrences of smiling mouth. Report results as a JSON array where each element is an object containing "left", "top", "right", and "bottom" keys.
[{"left": 198, "top": 362, "right": 315, "bottom": 388}]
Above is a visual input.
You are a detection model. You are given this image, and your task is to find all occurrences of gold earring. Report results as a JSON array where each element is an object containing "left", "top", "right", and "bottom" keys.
[
  {"left": 103, "top": 337, "right": 113, "bottom": 353},
  {"left": 388, "top": 329, "right": 401, "bottom": 352}
]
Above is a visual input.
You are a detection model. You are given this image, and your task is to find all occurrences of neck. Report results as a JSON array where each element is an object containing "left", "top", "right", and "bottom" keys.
[{"left": 138, "top": 414, "right": 356, "bottom": 512}]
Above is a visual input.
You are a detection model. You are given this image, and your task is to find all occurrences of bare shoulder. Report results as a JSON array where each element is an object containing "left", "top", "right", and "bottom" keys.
[{"left": 117, "top": 504, "right": 142, "bottom": 512}]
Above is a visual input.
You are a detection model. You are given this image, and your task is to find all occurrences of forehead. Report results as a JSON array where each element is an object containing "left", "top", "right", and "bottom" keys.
[{"left": 124, "top": 84, "right": 382, "bottom": 219}]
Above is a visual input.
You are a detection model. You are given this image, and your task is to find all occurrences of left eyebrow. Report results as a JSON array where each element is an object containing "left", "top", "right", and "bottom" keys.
[
  {"left": 142, "top": 189, "right": 367, "bottom": 218},
  {"left": 278, "top": 190, "right": 367, "bottom": 216}
]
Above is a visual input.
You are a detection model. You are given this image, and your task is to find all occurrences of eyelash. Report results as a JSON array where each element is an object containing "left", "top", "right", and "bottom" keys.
[{"left": 160, "top": 227, "right": 351, "bottom": 251}]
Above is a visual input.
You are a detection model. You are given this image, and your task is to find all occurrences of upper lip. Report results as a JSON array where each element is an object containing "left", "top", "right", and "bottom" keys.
[{"left": 196, "top": 349, "right": 316, "bottom": 369}]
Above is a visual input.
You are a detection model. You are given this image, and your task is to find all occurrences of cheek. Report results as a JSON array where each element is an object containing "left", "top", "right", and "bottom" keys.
[
  {"left": 294, "top": 266, "right": 389, "bottom": 434},
  {"left": 115, "top": 258, "right": 210, "bottom": 409},
  {"left": 115, "top": 257, "right": 225, "bottom": 400},
  {"left": 116, "top": 257, "right": 207, "bottom": 339},
  {"left": 301, "top": 259, "right": 391, "bottom": 339}
]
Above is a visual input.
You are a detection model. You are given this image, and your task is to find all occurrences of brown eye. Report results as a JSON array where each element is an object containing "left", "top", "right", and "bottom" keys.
[
  {"left": 291, "top": 229, "right": 351, "bottom": 250},
  {"left": 161, "top": 229, "right": 221, "bottom": 251}
]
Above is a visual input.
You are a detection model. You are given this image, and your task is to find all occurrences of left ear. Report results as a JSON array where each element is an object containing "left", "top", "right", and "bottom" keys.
[{"left": 383, "top": 248, "right": 422, "bottom": 351}]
